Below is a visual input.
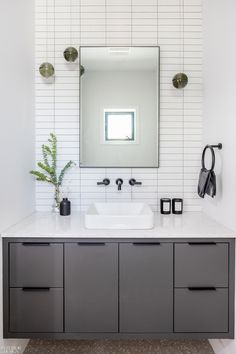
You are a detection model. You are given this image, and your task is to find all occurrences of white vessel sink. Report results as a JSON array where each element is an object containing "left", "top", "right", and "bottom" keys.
[{"left": 85, "top": 202, "right": 154, "bottom": 229}]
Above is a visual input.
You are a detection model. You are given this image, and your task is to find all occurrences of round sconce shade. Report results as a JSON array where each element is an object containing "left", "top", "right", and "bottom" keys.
[
  {"left": 64, "top": 47, "right": 78, "bottom": 62},
  {"left": 39, "top": 62, "right": 55, "bottom": 78},
  {"left": 172, "top": 73, "right": 188, "bottom": 89},
  {"left": 80, "top": 65, "right": 85, "bottom": 76}
]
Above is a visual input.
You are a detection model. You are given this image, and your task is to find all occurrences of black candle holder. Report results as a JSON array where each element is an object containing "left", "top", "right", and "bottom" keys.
[
  {"left": 160, "top": 198, "right": 171, "bottom": 215},
  {"left": 172, "top": 198, "right": 183, "bottom": 214}
]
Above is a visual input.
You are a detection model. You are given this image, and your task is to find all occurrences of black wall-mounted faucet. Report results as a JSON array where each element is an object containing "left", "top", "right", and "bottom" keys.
[
  {"left": 97, "top": 178, "right": 110, "bottom": 186},
  {"left": 116, "top": 178, "right": 123, "bottom": 191},
  {"left": 129, "top": 178, "right": 142, "bottom": 186}
]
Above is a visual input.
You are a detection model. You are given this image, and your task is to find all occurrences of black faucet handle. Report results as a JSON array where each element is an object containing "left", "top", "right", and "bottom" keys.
[
  {"left": 116, "top": 178, "right": 123, "bottom": 185},
  {"left": 116, "top": 178, "right": 123, "bottom": 191},
  {"left": 129, "top": 178, "right": 142, "bottom": 186},
  {"left": 97, "top": 178, "right": 110, "bottom": 186}
]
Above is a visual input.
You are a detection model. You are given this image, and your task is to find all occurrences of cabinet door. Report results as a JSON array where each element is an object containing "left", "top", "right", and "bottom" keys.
[
  {"left": 120, "top": 243, "right": 173, "bottom": 333},
  {"left": 65, "top": 243, "right": 118, "bottom": 333}
]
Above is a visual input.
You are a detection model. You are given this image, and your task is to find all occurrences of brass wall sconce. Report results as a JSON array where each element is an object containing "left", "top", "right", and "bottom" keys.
[
  {"left": 39, "top": 62, "right": 55, "bottom": 78},
  {"left": 64, "top": 47, "right": 78, "bottom": 62},
  {"left": 80, "top": 65, "right": 85, "bottom": 76},
  {"left": 172, "top": 73, "right": 188, "bottom": 89}
]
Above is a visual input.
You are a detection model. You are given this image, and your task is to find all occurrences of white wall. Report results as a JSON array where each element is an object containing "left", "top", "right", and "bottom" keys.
[
  {"left": 203, "top": 0, "right": 236, "bottom": 353},
  {"left": 0, "top": 0, "right": 34, "bottom": 351},
  {"left": 0, "top": 0, "right": 35, "bottom": 232},
  {"left": 203, "top": 0, "right": 236, "bottom": 231},
  {"left": 35, "top": 0, "right": 203, "bottom": 213}
]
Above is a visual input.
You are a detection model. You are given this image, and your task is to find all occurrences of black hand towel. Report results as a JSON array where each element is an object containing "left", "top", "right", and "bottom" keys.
[
  {"left": 206, "top": 170, "right": 216, "bottom": 197},
  {"left": 198, "top": 168, "right": 211, "bottom": 198},
  {"left": 197, "top": 145, "right": 217, "bottom": 198}
]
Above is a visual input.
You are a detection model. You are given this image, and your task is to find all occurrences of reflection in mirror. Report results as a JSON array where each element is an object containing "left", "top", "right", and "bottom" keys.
[
  {"left": 80, "top": 46, "right": 160, "bottom": 167},
  {"left": 104, "top": 109, "right": 135, "bottom": 142}
]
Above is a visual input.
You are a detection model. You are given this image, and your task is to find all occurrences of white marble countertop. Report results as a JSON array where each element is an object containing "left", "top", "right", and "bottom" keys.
[{"left": 1, "top": 211, "right": 236, "bottom": 238}]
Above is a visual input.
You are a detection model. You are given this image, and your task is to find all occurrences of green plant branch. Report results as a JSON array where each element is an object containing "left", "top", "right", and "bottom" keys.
[
  {"left": 30, "top": 133, "right": 75, "bottom": 208},
  {"left": 58, "top": 161, "right": 75, "bottom": 186},
  {"left": 29, "top": 170, "right": 53, "bottom": 184}
]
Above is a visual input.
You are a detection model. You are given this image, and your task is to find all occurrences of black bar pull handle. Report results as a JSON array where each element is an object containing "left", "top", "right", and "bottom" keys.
[
  {"left": 133, "top": 242, "right": 161, "bottom": 245},
  {"left": 22, "top": 242, "right": 50, "bottom": 246},
  {"left": 97, "top": 178, "right": 110, "bottom": 186},
  {"left": 188, "top": 287, "right": 216, "bottom": 291},
  {"left": 188, "top": 242, "right": 216, "bottom": 245},
  {"left": 77, "top": 242, "right": 106, "bottom": 246},
  {"left": 22, "top": 287, "right": 50, "bottom": 291},
  {"left": 129, "top": 178, "right": 142, "bottom": 186}
]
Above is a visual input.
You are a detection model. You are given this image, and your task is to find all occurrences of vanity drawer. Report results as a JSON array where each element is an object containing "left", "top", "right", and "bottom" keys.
[
  {"left": 9, "top": 288, "right": 63, "bottom": 333},
  {"left": 10, "top": 243, "right": 63, "bottom": 287},
  {"left": 175, "top": 243, "right": 228, "bottom": 287},
  {"left": 174, "top": 288, "right": 228, "bottom": 333}
]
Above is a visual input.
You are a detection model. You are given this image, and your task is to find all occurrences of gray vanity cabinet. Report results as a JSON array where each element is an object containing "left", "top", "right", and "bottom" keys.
[
  {"left": 119, "top": 243, "right": 173, "bottom": 333},
  {"left": 3, "top": 238, "right": 235, "bottom": 339},
  {"left": 65, "top": 243, "right": 118, "bottom": 333}
]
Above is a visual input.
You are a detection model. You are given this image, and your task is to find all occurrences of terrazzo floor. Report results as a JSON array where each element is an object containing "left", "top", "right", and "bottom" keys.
[{"left": 24, "top": 339, "right": 215, "bottom": 354}]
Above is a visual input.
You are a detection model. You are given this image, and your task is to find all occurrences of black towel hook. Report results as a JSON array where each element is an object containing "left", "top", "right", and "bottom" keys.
[
  {"left": 210, "top": 143, "right": 222, "bottom": 150},
  {"left": 201, "top": 143, "right": 222, "bottom": 171}
]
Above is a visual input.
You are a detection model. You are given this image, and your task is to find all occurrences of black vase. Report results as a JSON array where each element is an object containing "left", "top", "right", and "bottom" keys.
[{"left": 60, "top": 198, "right": 71, "bottom": 216}]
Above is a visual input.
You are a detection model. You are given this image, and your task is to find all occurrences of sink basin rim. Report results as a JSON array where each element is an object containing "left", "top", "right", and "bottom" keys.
[{"left": 85, "top": 202, "right": 154, "bottom": 229}]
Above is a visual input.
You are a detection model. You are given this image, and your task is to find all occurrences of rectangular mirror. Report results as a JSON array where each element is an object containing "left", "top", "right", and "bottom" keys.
[{"left": 80, "top": 46, "right": 160, "bottom": 168}]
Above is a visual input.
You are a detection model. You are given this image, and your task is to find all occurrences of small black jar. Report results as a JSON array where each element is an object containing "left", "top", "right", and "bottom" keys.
[
  {"left": 160, "top": 198, "right": 171, "bottom": 214},
  {"left": 60, "top": 198, "right": 71, "bottom": 216},
  {"left": 172, "top": 198, "right": 183, "bottom": 214}
]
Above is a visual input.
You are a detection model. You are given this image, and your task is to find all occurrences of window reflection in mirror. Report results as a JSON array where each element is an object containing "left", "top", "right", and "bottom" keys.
[
  {"left": 104, "top": 109, "right": 136, "bottom": 143},
  {"left": 80, "top": 46, "right": 160, "bottom": 167}
]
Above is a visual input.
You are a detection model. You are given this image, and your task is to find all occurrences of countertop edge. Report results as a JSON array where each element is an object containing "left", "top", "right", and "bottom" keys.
[{"left": 1, "top": 211, "right": 236, "bottom": 239}]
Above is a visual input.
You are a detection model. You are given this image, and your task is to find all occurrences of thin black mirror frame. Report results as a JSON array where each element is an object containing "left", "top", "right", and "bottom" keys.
[{"left": 79, "top": 46, "right": 160, "bottom": 168}]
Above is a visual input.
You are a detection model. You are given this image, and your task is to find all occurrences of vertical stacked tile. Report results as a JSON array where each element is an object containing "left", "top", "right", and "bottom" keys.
[
  {"left": 130, "top": 0, "right": 158, "bottom": 210},
  {"left": 36, "top": 0, "right": 55, "bottom": 210},
  {"left": 80, "top": 0, "right": 107, "bottom": 210},
  {"left": 35, "top": 0, "right": 202, "bottom": 212},
  {"left": 157, "top": 0, "right": 184, "bottom": 211}
]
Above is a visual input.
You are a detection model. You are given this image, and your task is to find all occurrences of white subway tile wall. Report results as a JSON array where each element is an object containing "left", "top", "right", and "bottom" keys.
[{"left": 35, "top": 0, "right": 202, "bottom": 212}]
